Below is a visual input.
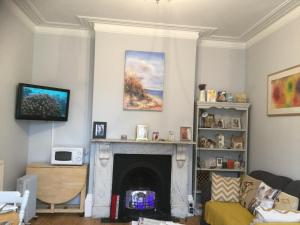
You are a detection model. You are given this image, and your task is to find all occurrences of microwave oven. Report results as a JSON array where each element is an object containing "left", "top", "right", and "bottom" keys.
[{"left": 51, "top": 147, "right": 83, "bottom": 165}]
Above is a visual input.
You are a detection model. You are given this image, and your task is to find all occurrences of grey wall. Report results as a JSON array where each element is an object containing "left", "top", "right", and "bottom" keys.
[
  {"left": 246, "top": 16, "right": 300, "bottom": 179},
  {"left": 27, "top": 32, "right": 93, "bottom": 163},
  {"left": 196, "top": 45, "right": 245, "bottom": 94},
  {"left": 92, "top": 31, "right": 197, "bottom": 140},
  {"left": 0, "top": 1, "right": 33, "bottom": 190}
]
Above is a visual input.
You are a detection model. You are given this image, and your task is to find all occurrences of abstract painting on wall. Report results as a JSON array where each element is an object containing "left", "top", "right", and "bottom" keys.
[
  {"left": 123, "top": 50, "right": 165, "bottom": 111},
  {"left": 268, "top": 65, "right": 300, "bottom": 116}
]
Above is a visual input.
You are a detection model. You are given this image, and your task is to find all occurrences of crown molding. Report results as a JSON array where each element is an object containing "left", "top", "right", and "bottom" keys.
[
  {"left": 93, "top": 23, "right": 200, "bottom": 40},
  {"left": 246, "top": 4, "right": 300, "bottom": 48},
  {"left": 240, "top": 0, "right": 300, "bottom": 41},
  {"left": 12, "top": 0, "right": 85, "bottom": 30},
  {"left": 79, "top": 16, "right": 217, "bottom": 39},
  {"left": 5, "top": 0, "right": 35, "bottom": 31},
  {"left": 35, "top": 26, "right": 91, "bottom": 37},
  {"left": 10, "top": 0, "right": 300, "bottom": 44},
  {"left": 199, "top": 40, "right": 246, "bottom": 49}
]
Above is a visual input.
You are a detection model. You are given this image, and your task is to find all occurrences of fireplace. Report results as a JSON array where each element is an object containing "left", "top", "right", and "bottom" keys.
[
  {"left": 111, "top": 154, "right": 171, "bottom": 221},
  {"left": 89, "top": 142, "right": 192, "bottom": 219}
]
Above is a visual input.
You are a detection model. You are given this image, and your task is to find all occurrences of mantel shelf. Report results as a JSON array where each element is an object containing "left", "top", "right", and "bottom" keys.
[{"left": 91, "top": 138, "right": 196, "bottom": 145}]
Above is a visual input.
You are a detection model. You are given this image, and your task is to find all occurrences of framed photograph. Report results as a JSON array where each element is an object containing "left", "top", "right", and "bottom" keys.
[
  {"left": 206, "top": 90, "right": 217, "bottom": 102},
  {"left": 231, "top": 136, "right": 244, "bottom": 149},
  {"left": 216, "top": 157, "right": 223, "bottom": 168},
  {"left": 180, "top": 127, "right": 192, "bottom": 141},
  {"left": 216, "top": 118, "right": 225, "bottom": 129},
  {"left": 136, "top": 125, "right": 149, "bottom": 141},
  {"left": 217, "top": 91, "right": 226, "bottom": 102},
  {"left": 268, "top": 65, "right": 300, "bottom": 116},
  {"left": 93, "top": 122, "right": 107, "bottom": 139},
  {"left": 152, "top": 132, "right": 159, "bottom": 141},
  {"left": 231, "top": 118, "right": 241, "bottom": 129},
  {"left": 124, "top": 50, "right": 165, "bottom": 111}
]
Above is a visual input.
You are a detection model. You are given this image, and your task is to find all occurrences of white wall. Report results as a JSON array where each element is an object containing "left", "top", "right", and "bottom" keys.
[
  {"left": 196, "top": 44, "right": 246, "bottom": 94},
  {"left": 246, "top": 15, "right": 300, "bottom": 179},
  {"left": 27, "top": 31, "right": 93, "bottom": 163},
  {"left": 92, "top": 30, "right": 197, "bottom": 140},
  {"left": 0, "top": 1, "right": 33, "bottom": 190}
]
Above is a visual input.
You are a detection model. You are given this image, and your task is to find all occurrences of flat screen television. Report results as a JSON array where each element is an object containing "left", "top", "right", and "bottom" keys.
[{"left": 15, "top": 83, "right": 70, "bottom": 121}]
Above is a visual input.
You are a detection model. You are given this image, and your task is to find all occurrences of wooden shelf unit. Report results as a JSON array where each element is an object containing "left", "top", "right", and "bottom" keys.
[
  {"left": 193, "top": 101, "right": 250, "bottom": 215},
  {"left": 26, "top": 163, "right": 87, "bottom": 213}
]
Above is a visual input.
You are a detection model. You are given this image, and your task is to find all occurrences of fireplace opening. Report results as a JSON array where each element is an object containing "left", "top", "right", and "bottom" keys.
[{"left": 111, "top": 154, "right": 171, "bottom": 222}]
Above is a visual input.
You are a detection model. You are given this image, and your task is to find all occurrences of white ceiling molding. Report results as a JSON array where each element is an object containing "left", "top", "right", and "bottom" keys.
[
  {"left": 12, "top": 0, "right": 85, "bottom": 29},
  {"left": 199, "top": 40, "right": 246, "bottom": 50},
  {"left": 35, "top": 26, "right": 91, "bottom": 37},
  {"left": 93, "top": 23, "right": 199, "bottom": 40},
  {"left": 4, "top": 0, "right": 35, "bottom": 31},
  {"left": 9, "top": 0, "right": 300, "bottom": 44},
  {"left": 80, "top": 16, "right": 217, "bottom": 39},
  {"left": 240, "top": 0, "right": 300, "bottom": 41},
  {"left": 246, "top": 4, "right": 300, "bottom": 48}
]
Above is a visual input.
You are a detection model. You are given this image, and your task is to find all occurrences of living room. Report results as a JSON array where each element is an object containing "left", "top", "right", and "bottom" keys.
[{"left": 1, "top": 0, "right": 300, "bottom": 225}]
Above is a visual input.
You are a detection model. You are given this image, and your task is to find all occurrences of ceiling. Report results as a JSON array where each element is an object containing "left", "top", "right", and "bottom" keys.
[{"left": 13, "top": 0, "right": 300, "bottom": 42}]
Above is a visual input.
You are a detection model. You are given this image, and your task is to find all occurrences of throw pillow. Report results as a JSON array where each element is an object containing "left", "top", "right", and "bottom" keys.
[
  {"left": 211, "top": 173, "right": 240, "bottom": 202},
  {"left": 251, "top": 206, "right": 300, "bottom": 224},
  {"left": 240, "top": 175, "right": 262, "bottom": 209},
  {"left": 249, "top": 182, "right": 281, "bottom": 214},
  {"left": 274, "top": 192, "right": 299, "bottom": 211}
]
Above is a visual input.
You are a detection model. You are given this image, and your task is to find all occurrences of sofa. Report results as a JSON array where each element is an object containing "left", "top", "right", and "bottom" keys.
[{"left": 200, "top": 170, "right": 300, "bottom": 225}]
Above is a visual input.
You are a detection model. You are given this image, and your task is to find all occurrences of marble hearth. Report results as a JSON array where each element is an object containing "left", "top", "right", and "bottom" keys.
[{"left": 87, "top": 140, "right": 193, "bottom": 218}]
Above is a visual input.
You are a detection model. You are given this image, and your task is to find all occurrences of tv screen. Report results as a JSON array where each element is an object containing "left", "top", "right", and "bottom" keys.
[{"left": 15, "top": 83, "right": 70, "bottom": 121}]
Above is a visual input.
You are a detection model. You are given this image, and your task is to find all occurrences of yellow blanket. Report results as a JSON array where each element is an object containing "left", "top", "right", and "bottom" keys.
[{"left": 205, "top": 201, "right": 300, "bottom": 225}]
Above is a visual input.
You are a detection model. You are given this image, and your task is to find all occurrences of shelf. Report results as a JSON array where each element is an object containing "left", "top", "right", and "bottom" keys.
[
  {"left": 196, "top": 102, "right": 251, "bottom": 110},
  {"left": 198, "top": 148, "right": 245, "bottom": 152},
  {"left": 198, "top": 128, "right": 247, "bottom": 132},
  {"left": 91, "top": 138, "right": 196, "bottom": 145},
  {"left": 197, "top": 168, "right": 246, "bottom": 172}
]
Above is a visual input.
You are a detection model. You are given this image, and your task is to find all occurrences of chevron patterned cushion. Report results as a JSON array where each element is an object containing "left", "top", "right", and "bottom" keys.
[{"left": 211, "top": 173, "right": 241, "bottom": 202}]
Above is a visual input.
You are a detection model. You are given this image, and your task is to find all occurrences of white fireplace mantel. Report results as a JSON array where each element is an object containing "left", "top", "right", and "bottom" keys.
[{"left": 85, "top": 140, "right": 194, "bottom": 218}]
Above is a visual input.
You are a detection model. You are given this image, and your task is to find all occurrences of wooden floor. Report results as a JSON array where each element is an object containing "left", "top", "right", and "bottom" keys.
[{"left": 30, "top": 214, "right": 130, "bottom": 225}]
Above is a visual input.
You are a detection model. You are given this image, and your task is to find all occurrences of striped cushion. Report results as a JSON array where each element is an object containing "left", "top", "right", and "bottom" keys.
[{"left": 211, "top": 173, "right": 241, "bottom": 202}]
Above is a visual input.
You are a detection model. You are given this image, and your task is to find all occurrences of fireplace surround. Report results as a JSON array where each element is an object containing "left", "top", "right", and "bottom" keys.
[{"left": 88, "top": 141, "right": 193, "bottom": 219}]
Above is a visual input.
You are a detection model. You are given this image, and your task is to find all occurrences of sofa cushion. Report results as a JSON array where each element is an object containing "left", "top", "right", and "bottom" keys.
[
  {"left": 248, "top": 182, "right": 280, "bottom": 214},
  {"left": 283, "top": 181, "right": 300, "bottom": 210},
  {"left": 240, "top": 175, "right": 262, "bottom": 209},
  {"left": 274, "top": 191, "right": 299, "bottom": 211},
  {"left": 252, "top": 206, "right": 300, "bottom": 223},
  {"left": 250, "top": 170, "right": 292, "bottom": 190},
  {"left": 205, "top": 201, "right": 254, "bottom": 225},
  {"left": 211, "top": 173, "right": 240, "bottom": 202}
]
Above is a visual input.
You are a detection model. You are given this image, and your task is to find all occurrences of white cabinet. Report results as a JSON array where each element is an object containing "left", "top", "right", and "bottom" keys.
[{"left": 193, "top": 102, "right": 250, "bottom": 214}]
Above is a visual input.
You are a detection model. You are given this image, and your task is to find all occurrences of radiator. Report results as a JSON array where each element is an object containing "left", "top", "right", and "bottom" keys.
[{"left": 17, "top": 175, "right": 37, "bottom": 223}]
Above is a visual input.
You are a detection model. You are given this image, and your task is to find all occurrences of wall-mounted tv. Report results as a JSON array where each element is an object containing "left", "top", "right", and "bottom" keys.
[{"left": 15, "top": 83, "right": 70, "bottom": 121}]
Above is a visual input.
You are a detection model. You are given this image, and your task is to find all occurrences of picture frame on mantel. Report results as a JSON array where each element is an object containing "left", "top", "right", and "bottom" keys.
[
  {"left": 180, "top": 127, "right": 192, "bottom": 141},
  {"left": 267, "top": 64, "right": 300, "bottom": 116},
  {"left": 93, "top": 121, "right": 107, "bottom": 139},
  {"left": 136, "top": 125, "right": 149, "bottom": 141}
]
